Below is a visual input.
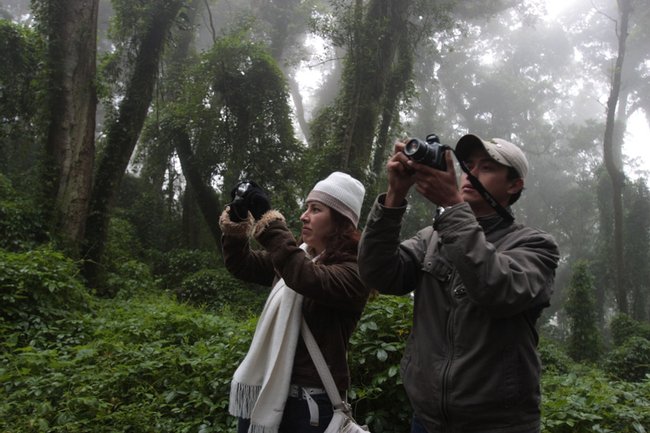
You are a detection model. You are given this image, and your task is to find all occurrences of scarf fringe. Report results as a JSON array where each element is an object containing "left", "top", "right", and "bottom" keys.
[{"left": 229, "top": 381, "right": 262, "bottom": 418}]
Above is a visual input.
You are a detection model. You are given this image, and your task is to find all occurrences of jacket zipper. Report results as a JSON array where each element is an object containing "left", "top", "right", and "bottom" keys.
[{"left": 440, "top": 270, "right": 455, "bottom": 430}]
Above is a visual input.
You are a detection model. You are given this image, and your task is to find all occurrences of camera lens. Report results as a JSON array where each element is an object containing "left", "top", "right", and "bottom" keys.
[
  {"left": 404, "top": 139, "right": 424, "bottom": 158},
  {"left": 402, "top": 136, "right": 447, "bottom": 170}
]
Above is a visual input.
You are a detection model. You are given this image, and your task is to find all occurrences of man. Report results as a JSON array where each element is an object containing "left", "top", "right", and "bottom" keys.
[{"left": 358, "top": 134, "right": 560, "bottom": 433}]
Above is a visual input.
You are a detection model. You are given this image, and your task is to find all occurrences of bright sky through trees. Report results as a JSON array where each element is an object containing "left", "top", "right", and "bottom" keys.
[
  {"left": 544, "top": 0, "right": 650, "bottom": 176},
  {"left": 295, "top": 0, "right": 650, "bottom": 174}
]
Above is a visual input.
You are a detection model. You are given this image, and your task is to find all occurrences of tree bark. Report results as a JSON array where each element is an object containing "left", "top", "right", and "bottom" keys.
[
  {"left": 42, "top": 0, "right": 99, "bottom": 254},
  {"left": 603, "top": 0, "right": 633, "bottom": 314},
  {"left": 174, "top": 128, "right": 223, "bottom": 250},
  {"left": 82, "top": 0, "right": 184, "bottom": 292},
  {"left": 338, "top": 0, "right": 411, "bottom": 179}
]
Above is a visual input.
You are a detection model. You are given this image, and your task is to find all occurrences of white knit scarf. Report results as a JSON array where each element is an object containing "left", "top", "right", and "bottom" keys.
[{"left": 228, "top": 244, "right": 312, "bottom": 433}]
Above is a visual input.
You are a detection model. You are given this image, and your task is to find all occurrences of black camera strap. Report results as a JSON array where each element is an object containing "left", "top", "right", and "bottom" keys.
[{"left": 452, "top": 151, "right": 514, "bottom": 223}]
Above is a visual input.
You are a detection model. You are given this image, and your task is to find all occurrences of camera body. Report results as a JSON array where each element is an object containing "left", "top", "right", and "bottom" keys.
[
  {"left": 232, "top": 181, "right": 251, "bottom": 205},
  {"left": 403, "top": 133, "right": 448, "bottom": 171},
  {"left": 228, "top": 180, "right": 270, "bottom": 222}
]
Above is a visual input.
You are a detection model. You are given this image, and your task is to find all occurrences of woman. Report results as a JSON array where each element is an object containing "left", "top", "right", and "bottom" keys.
[{"left": 219, "top": 171, "right": 370, "bottom": 433}]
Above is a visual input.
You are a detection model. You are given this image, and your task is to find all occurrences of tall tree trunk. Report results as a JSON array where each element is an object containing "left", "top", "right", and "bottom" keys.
[
  {"left": 82, "top": 0, "right": 183, "bottom": 293},
  {"left": 337, "top": 0, "right": 411, "bottom": 179},
  {"left": 140, "top": 0, "right": 201, "bottom": 248},
  {"left": 368, "top": 38, "right": 414, "bottom": 205},
  {"left": 603, "top": 0, "right": 633, "bottom": 314},
  {"left": 373, "top": 37, "right": 414, "bottom": 177},
  {"left": 287, "top": 73, "right": 310, "bottom": 142},
  {"left": 41, "top": 0, "right": 99, "bottom": 254},
  {"left": 174, "top": 128, "right": 223, "bottom": 250}
]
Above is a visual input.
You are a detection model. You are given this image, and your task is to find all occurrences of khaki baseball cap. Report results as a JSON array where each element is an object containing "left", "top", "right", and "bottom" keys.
[{"left": 455, "top": 134, "right": 528, "bottom": 179}]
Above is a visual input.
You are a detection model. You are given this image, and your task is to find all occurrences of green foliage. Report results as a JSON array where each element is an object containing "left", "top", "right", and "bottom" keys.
[
  {"left": 541, "top": 368, "right": 650, "bottom": 433},
  {"left": 0, "top": 294, "right": 256, "bottom": 433},
  {"left": 565, "top": 260, "right": 602, "bottom": 362},
  {"left": 0, "top": 19, "right": 44, "bottom": 182},
  {"left": 623, "top": 180, "right": 650, "bottom": 321},
  {"left": 2, "top": 281, "right": 650, "bottom": 433},
  {"left": 603, "top": 337, "right": 650, "bottom": 382},
  {"left": 106, "top": 259, "right": 159, "bottom": 299},
  {"left": 104, "top": 216, "right": 143, "bottom": 267},
  {"left": 348, "top": 295, "right": 413, "bottom": 433},
  {"left": 176, "top": 268, "right": 267, "bottom": 314},
  {"left": 95, "top": 216, "right": 160, "bottom": 297},
  {"left": 0, "top": 247, "right": 90, "bottom": 332},
  {"left": 154, "top": 248, "right": 220, "bottom": 291},
  {"left": 538, "top": 337, "right": 574, "bottom": 374},
  {"left": 159, "top": 31, "right": 303, "bottom": 219},
  {"left": 0, "top": 174, "right": 48, "bottom": 251},
  {"left": 113, "top": 174, "right": 185, "bottom": 252},
  {"left": 304, "top": 105, "right": 346, "bottom": 189},
  {"left": 610, "top": 313, "right": 650, "bottom": 347}
]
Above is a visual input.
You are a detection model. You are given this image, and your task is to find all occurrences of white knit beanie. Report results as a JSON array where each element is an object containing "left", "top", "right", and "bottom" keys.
[{"left": 306, "top": 172, "right": 366, "bottom": 227}]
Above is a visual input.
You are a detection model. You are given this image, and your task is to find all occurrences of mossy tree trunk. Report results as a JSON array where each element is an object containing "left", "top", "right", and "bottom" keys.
[
  {"left": 338, "top": 0, "right": 411, "bottom": 180},
  {"left": 82, "top": 0, "right": 184, "bottom": 293},
  {"left": 37, "top": 0, "right": 99, "bottom": 254},
  {"left": 174, "top": 128, "right": 223, "bottom": 251}
]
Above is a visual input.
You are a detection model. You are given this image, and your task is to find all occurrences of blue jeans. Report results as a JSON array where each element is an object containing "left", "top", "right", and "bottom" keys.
[
  {"left": 411, "top": 415, "right": 429, "bottom": 433},
  {"left": 238, "top": 394, "right": 334, "bottom": 433}
]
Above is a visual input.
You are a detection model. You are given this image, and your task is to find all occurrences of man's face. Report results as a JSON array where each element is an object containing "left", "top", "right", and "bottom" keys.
[{"left": 459, "top": 146, "right": 524, "bottom": 217}]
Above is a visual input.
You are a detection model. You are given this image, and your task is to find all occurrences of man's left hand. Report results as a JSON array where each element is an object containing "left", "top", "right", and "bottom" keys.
[{"left": 410, "top": 150, "right": 462, "bottom": 207}]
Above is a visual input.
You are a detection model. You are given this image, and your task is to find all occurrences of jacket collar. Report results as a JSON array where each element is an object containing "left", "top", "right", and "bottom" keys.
[{"left": 477, "top": 209, "right": 515, "bottom": 237}]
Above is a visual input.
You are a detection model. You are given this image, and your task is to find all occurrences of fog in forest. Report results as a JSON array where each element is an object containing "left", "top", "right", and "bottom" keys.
[
  {"left": 1, "top": 1, "right": 649, "bottom": 430},
  {"left": 2, "top": 0, "right": 650, "bottom": 326},
  {"left": 2, "top": 0, "right": 650, "bottom": 322}
]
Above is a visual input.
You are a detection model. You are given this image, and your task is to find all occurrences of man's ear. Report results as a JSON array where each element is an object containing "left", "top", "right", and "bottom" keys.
[{"left": 507, "top": 178, "right": 524, "bottom": 195}]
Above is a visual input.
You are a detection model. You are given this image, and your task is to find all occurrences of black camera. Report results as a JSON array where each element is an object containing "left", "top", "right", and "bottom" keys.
[
  {"left": 228, "top": 180, "right": 270, "bottom": 222},
  {"left": 403, "top": 133, "right": 448, "bottom": 171}
]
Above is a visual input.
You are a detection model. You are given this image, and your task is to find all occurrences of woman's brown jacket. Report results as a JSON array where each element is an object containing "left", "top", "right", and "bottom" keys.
[{"left": 221, "top": 210, "right": 371, "bottom": 391}]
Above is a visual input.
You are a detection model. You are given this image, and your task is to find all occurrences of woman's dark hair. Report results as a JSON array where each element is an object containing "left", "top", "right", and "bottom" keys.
[{"left": 317, "top": 208, "right": 360, "bottom": 265}]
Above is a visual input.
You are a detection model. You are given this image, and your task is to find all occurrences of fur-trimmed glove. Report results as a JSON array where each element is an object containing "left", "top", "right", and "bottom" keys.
[
  {"left": 252, "top": 210, "right": 286, "bottom": 244},
  {"left": 219, "top": 207, "right": 254, "bottom": 238}
]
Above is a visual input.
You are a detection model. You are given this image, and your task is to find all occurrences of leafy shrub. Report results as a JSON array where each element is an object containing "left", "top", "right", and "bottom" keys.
[
  {"left": 0, "top": 246, "right": 90, "bottom": 327},
  {"left": 154, "top": 249, "right": 220, "bottom": 291},
  {"left": 610, "top": 313, "right": 650, "bottom": 347},
  {"left": 541, "top": 368, "right": 650, "bottom": 433},
  {"left": 602, "top": 336, "right": 650, "bottom": 382},
  {"left": 104, "top": 216, "right": 143, "bottom": 266},
  {"left": 564, "top": 260, "right": 601, "bottom": 362},
  {"left": 348, "top": 295, "right": 413, "bottom": 433},
  {"left": 2, "top": 286, "right": 650, "bottom": 433},
  {"left": 176, "top": 268, "right": 267, "bottom": 314},
  {"left": 0, "top": 174, "right": 48, "bottom": 251},
  {"left": 538, "top": 337, "right": 574, "bottom": 374},
  {"left": 106, "top": 259, "right": 159, "bottom": 299},
  {"left": 0, "top": 294, "right": 256, "bottom": 433}
]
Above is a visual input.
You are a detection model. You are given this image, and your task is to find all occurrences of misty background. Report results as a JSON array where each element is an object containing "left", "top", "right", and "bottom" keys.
[{"left": 1, "top": 0, "right": 649, "bottom": 432}]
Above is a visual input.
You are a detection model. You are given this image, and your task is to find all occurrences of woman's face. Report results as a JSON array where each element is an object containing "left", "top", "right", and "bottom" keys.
[{"left": 300, "top": 200, "right": 334, "bottom": 255}]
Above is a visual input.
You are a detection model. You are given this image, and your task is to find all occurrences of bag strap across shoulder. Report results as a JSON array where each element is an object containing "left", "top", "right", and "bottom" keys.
[{"left": 300, "top": 318, "right": 348, "bottom": 412}]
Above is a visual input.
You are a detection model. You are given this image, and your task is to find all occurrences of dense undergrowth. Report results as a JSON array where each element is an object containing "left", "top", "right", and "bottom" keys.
[
  {"left": 1, "top": 176, "right": 649, "bottom": 432},
  {"left": 1, "top": 292, "right": 254, "bottom": 432},
  {"left": 1, "top": 255, "right": 648, "bottom": 433}
]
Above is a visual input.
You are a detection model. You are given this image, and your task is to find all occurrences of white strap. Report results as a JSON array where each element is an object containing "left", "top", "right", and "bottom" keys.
[
  {"left": 303, "top": 390, "right": 320, "bottom": 426},
  {"left": 300, "top": 318, "right": 347, "bottom": 411}
]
